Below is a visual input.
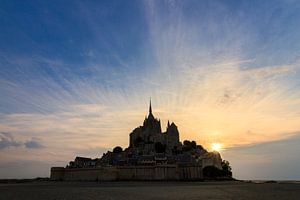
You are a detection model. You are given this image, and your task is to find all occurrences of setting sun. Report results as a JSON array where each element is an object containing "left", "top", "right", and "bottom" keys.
[{"left": 211, "top": 143, "right": 222, "bottom": 152}]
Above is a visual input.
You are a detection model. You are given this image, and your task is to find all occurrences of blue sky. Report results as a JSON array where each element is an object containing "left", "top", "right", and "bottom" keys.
[{"left": 0, "top": 0, "right": 300, "bottom": 179}]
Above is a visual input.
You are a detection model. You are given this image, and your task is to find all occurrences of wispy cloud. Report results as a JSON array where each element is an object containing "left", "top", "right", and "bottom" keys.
[
  {"left": 0, "top": 132, "right": 44, "bottom": 150},
  {"left": 24, "top": 139, "right": 44, "bottom": 149},
  {"left": 0, "top": 132, "right": 22, "bottom": 149}
]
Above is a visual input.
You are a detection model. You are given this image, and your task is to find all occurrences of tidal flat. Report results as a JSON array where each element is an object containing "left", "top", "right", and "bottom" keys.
[{"left": 0, "top": 181, "right": 299, "bottom": 200}]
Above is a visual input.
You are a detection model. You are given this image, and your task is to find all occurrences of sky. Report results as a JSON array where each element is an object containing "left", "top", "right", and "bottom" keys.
[{"left": 0, "top": 0, "right": 300, "bottom": 180}]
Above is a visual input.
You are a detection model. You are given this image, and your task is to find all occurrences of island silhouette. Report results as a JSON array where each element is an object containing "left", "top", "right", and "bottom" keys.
[{"left": 51, "top": 101, "right": 232, "bottom": 181}]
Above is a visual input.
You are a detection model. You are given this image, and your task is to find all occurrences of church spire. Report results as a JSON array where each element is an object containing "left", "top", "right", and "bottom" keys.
[
  {"left": 147, "top": 98, "right": 155, "bottom": 120},
  {"left": 149, "top": 98, "right": 152, "bottom": 114}
]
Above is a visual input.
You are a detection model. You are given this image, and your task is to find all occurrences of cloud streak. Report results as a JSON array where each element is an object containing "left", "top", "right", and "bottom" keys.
[
  {"left": 0, "top": 132, "right": 22, "bottom": 149},
  {"left": 0, "top": 132, "right": 44, "bottom": 150}
]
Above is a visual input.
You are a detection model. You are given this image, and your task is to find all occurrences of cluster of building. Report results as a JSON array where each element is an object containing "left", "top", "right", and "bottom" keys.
[{"left": 51, "top": 101, "right": 223, "bottom": 181}]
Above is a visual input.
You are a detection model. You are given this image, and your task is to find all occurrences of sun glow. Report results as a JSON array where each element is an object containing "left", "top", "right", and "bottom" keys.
[{"left": 211, "top": 143, "right": 222, "bottom": 152}]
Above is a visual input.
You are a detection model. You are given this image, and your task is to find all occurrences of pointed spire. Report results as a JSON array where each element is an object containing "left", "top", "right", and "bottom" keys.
[
  {"left": 149, "top": 98, "right": 152, "bottom": 114},
  {"left": 147, "top": 98, "right": 154, "bottom": 120},
  {"left": 167, "top": 120, "right": 170, "bottom": 127}
]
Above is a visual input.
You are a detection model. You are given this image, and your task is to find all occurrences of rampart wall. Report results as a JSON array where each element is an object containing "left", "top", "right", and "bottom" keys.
[{"left": 50, "top": 164, "right": 203, "bottom": 181}]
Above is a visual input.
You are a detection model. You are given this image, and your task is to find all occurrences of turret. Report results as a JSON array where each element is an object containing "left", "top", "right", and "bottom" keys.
[{"left": 166, "top": 122, "right": 180, "bottom": 144}]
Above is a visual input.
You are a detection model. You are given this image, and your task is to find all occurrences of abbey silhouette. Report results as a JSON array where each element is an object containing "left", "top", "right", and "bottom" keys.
[
  {"left": 129, "top": 99, "right": 180, "bottom": 155},
  {"left": 51, "top": 101, "right": 229, "bottom": 181}
]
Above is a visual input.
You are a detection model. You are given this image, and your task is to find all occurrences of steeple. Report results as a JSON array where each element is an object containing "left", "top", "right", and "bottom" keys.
[
  {"left": 149, "top": 98, "right": 152, "bottom": 114},
  {"left": 147, "top": 98, "right": 154, "bottom": 120}
]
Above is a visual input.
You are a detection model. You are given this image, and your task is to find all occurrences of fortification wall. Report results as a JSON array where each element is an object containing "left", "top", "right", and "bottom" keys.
[
  {"left": 50, "top": 164, "right": 203, "bottom": 181},
  {"left": 117, "top": 165, "right": 180, "bottom": 180},
  {"left": 50, "top": 167, "right": 118, "bottom": 181},
  {"left": 50, "top": 167, "right": 65, "bottom": 181},
  {"left": 179, "top": 165, "right": 203, "bottom": 180}
]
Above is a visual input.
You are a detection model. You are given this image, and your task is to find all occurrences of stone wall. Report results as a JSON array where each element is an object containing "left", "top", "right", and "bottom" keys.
[
  {"left": 50, "top": 167, "right": 118, "bottom": 181},
  {"left": 50, "top": 164, "right": 203, "bottom": 181}
]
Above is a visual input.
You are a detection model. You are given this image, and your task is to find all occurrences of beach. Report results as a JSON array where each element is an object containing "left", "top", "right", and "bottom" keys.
[{"left": 0, "top": 181, "right": 299, "bottom": 200}]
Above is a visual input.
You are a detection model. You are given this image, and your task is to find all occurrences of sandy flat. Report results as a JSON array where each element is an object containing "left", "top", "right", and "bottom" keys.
[{"left": 0, "top": 181, "right": 299, "bottom": 200}]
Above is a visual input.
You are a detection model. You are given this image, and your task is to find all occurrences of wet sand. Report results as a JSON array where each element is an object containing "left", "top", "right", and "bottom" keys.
[{"left": 0, "top": 181, "right": 299, "bottom": 200}]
